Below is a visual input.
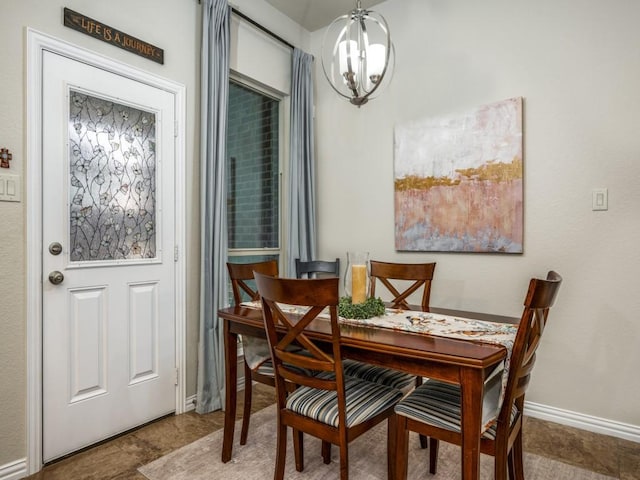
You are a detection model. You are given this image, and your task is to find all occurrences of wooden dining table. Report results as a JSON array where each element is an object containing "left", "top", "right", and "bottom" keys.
[{"left": 218, "top": 304, "right": 518, "bottom": 480}]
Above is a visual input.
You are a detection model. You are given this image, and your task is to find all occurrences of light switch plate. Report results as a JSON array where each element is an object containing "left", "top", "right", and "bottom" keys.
[
  {"left": 592, "top": 188, "right": 608, "bottom": 211},
  {"left": 0, "top": 173, "right": 21, "bottom": 202}
]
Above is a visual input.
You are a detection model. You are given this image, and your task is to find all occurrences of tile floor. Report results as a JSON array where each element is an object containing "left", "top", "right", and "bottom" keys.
[{"left": 25, "top": 384, "right": 640, "bottom": 479}]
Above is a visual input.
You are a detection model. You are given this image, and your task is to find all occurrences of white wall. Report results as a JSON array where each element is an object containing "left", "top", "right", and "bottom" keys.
[
  {"left": 311, "top": 0, "right": 640, "bottom": 429},
  {"left": 231, "top": 0, "right": 310, "bottom": 92}
]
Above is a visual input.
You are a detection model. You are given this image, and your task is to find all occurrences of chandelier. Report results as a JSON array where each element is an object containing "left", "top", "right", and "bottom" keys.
[{"left": 321, "top": 0, "right": 394, "bottom": 107}]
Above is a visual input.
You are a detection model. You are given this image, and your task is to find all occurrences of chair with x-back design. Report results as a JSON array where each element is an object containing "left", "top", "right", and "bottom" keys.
[
  {"left": 227, "top": 260, "right": 303, "bottom": 446},
  {"left": 369, "top": 260, "right": 436, "bottom": 311},
  {"left": 393, "top": 271, "right": 562, "bottom": 480},
  {"left": 254, "top": 272, "right": 403, "bottom": 480},
  {"left": 342, "top": 260, "right": 437, "bottom": 393}
]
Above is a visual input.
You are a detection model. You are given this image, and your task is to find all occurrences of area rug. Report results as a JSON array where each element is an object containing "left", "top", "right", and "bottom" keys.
[{"left": 139, "top": 404, "right": 614, "bottom": 480}]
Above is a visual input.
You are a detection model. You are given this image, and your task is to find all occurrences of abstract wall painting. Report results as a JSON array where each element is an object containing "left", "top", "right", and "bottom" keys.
[{"left": 394, "top": 97, "right": 523, "bottom": 253}]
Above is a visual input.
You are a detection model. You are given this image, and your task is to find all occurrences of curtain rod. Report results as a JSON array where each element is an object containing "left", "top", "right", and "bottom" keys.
[{"left": 231, "top": 7, "right": 295, "bottom": 51}]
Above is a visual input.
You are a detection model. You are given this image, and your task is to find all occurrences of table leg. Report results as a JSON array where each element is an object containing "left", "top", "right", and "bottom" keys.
[
  {"left": 388, "top": 412, "right": 398, "bottom": 480},
  {"left": 221, "top": 319, "right": 238, "bottom": 463},
  {"left": 460, "top": 368, "right": 483, "bottom": 480}
]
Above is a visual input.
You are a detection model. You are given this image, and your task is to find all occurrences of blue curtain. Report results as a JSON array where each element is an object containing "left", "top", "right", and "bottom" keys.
[
  {"left": 286, "top": 48, "right": 317, "bottom": 276},
  {"left": 197, "top": 0, "right": 230, "bottom": 414}
]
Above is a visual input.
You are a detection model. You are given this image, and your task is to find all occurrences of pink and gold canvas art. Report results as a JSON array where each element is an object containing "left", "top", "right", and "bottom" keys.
[{"left": 394, "top": 97, "right": 523, "bottom": 253}]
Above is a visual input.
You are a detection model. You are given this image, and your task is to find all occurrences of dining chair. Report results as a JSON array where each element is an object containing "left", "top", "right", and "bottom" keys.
[
  {"left": 227, "top": 260, "right": 302, "bottom": 446},
  {"left": 342, "top": 260, "right": 437, "bottom": 392},
  {"left": 295, "top": 257, "right": 340, "bottom": 279},
  {"left": 369, "top": 260, "right": 436, "bottom": 311},
  {"left": 294, "top": 258, "right": 417, "bottom": 391},
  {"left": 296, "top": 256, "right": 425, "bottom": 453},
  {"left": 393, "top": 271, "right": 563, "bottom": 480},
  {"left": 254, "top": 272, "right": 404, "bottom": 480}
]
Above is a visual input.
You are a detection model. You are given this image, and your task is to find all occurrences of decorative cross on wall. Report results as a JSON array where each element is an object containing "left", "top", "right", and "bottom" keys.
[{"left": 0, "top": 148, "right": 12, "bottom": 168}]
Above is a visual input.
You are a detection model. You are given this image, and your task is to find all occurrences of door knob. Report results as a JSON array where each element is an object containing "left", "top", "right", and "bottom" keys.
[
  {"left": 49, "top": 242, "right": 63, "bottom": 255},
  {"left": 48, "top": 271, "right": 64, "bottom": 285}
]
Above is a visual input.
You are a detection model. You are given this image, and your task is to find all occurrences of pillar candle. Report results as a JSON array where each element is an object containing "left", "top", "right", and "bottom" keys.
[{"left": 351, "top": 264, "right": 367, "bottom": 304}]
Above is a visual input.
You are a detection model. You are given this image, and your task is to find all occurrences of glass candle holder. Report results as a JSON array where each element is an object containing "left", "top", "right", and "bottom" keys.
[{"left": 344, "top": 251, "right": 369, "bottom": 304}]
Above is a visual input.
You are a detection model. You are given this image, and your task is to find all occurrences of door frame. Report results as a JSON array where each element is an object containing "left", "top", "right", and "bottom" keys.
[{"left": 26, "top": 28, "right": 187, "bottom": 474}]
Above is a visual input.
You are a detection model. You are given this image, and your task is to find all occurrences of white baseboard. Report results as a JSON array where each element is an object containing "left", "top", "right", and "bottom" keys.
[
  {"left": 184, "top": 394, "right": 197, "bottom": 412},
  {"left": 524, "top": 400, "right": 640, "bottom": 443},
  {"left": 0, "top": 458, "right": 27, "bottom": 480}
]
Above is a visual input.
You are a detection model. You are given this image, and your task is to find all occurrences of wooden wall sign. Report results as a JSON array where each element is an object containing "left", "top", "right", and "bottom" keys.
[{"left": 63, "top": 8, "right": 164, "bottom": 64}]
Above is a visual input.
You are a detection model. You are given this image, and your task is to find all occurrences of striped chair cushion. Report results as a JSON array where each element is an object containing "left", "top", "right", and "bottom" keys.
[
  {"left": 286, "top": 373, "right": 403, "bottom": 428},
  {"left": 342, "top": 359, "right": 417, "bottom": 391},
  {"left": 394, "top": 381, "right": 519, "bottom": 440}
]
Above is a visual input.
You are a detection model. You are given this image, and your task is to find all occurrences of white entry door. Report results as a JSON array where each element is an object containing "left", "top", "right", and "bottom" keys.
[{"left": 42, "top": 50, "right": 177, "bottom": 462}]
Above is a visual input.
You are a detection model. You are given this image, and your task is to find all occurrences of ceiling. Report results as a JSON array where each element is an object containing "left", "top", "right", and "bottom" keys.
[{"left": 263, "top": 0, "right": 387, "bottom": 32}]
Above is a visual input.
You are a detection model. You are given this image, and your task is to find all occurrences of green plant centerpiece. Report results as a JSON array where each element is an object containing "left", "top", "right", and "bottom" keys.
[{"left": 338, "top": 296, "right": 386, "bottom": 319}]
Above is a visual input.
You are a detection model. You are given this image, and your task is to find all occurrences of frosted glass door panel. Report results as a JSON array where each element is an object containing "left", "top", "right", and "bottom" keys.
[{"left": 69, "top": 90, "right": 157, "bottom": 262}]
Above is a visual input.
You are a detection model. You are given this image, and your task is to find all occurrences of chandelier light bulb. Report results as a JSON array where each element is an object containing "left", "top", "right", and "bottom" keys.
[
  {"left": 339, "top": 40, "right": 360, "bottom": 88},
  {"left": 366, "top": 43, "right": 385, "bottom": 81}
]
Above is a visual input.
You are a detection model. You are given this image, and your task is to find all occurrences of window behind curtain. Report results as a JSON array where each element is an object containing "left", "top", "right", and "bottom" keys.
[{"left": 226, "top": 80, "right": 281, "bottom": 301}]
